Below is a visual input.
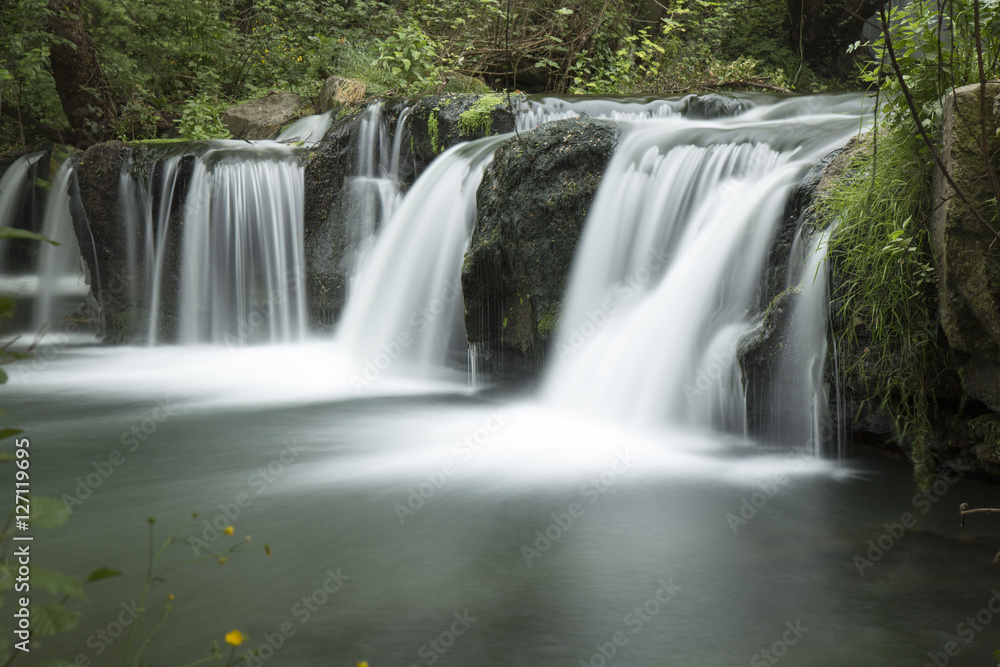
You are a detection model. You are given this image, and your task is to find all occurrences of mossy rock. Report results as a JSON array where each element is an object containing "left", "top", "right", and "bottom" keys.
[{"left": 461, "top": 118, "right": 621, "bottom": 379}]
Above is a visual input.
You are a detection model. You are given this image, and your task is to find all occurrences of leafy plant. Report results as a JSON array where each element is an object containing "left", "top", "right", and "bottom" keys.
[{"left": 179, "top": 95, "right": 230, "bottom": 141}]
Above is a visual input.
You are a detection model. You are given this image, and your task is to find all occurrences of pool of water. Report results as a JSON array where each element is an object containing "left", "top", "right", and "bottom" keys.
[{"left": 7, "top": 343, "right": 1000, "bottom": 667}]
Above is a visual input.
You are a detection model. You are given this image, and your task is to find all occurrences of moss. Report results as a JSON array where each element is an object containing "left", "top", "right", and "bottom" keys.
[
  {"left": 443, "top": 75, "right": 488, "bottom": 94},
  {"left": 127, "top": 138, "right": 190, "bottom": 146},
  {"left": 458, "top": 94, "right": 506, "bottom": 137},
  {"left": 537, "top": 308, "right": 559, "bottom": 338},
  {"left": 428, "top": 111, "right": 441, "bottom": 154}
]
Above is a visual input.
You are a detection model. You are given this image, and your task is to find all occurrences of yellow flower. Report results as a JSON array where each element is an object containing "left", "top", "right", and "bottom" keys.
[
  {"left": 357, "top": 662, "right": 369, "bottom": 667},
  {"left": 225, "top": 630, "right": 245, "bottom": 646},
  {"left": 167, "top": 594, "right": 175, "bottom": 601},
  {"left": 218, "top": 557, "right": 228, "bottom": 565},
  {"left": 224, "top": 525, "right": 234, "bottom": 535}
]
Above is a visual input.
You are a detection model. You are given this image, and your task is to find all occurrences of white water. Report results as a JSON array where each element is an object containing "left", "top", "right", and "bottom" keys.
[
  {"left": 33, "top": 160, "right": 85, "bottom": 329},
  {"left": 540, "top": 108, "right": 868, "bottom": 446},
  {"left": 179, "top": 144, "right": 307, "bottom": 344},
  {"left": 336, "top": 137, "right": 505, "bottom": 378},
  {"left": 277, "top": 112, "right": 334, "bottom": 146},
  {"left": 0, "top": 151, "right": 46, "bottom": 273}
]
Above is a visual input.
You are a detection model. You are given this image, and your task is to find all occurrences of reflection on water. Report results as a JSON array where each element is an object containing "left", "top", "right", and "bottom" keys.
[{"left": 6, "top": 345, "right": 1000, "bottom": 666}]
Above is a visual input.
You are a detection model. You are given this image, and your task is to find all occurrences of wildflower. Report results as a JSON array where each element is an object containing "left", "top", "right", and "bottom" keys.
[
  {"left": 357, "top": 662, "right": 369, "bottom": 667},
  {"left": 167, "top": 594, "right": 175, "bottom": 601},
  {"left": 218, "top": 557, "right": 228, "bottom": 565},
  {"left": 224, "top": 525, "right": 234, "bottom": 535},
  {"left": 225, "top": 630, "right": 245, "bottom": 646},
  {"left": 265, "top": 545, "right": 272, "bottom": 556}
]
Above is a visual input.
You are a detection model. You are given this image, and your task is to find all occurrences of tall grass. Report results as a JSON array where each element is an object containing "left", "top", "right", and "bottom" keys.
[{"left": 817, "top": 126, "right": 940, "bottom": 485}]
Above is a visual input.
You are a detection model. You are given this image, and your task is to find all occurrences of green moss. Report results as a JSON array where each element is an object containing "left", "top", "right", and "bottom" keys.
[
  {"left": 458, "top": 94, "right": 505, "bottom": 137},
  {"left": 537, "top": 309, "right": 559, "bottom": 338},
  {"left": 443, "top": 75, "right": 488, "bottom": 94},
  {"left": 428, "top": 111, "right": 440, "bottom": 154},
  {"left": 127, "top": 138, "right": 190, "bottom": 146}
]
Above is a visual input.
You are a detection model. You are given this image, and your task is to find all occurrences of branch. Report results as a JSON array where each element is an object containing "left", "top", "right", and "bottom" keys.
[{"left": 879, "top": 5, "right": 1000, "bottom": 244}]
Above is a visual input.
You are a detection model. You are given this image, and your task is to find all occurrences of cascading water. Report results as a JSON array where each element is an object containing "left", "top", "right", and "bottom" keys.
[
  {"left": 336, "top": 136, "right": 505, "bottom": 377},
  {"left": 33, "top": 160, "right": 86, "bottom": 330},
  {"left": 0, "top": 151, "right": 47, "bottom": 274},
  {"left": 538, "top": 98, "right": 869, "bottom": 449},
  {"left": 178, "top": 143, "right": 307, "bottom": 344}
]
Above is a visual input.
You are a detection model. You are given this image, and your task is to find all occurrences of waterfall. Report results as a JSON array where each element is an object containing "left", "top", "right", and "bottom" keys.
[
  {"left": 0, "top": 151, "right": 47, "bottom": 274},
  {"left": 277, "top": 112, "right": 334, "bottom": 146},
  {"left": 178, "top": 144, "right": 307, "bottom": 344},
  {"left": 336, "top": 136, "right": 505, "bottom": 377},
  {"left": 540, "top": 108, "right": 867, "bottom": 444},
  {"left": 33, "top": 160, "right": 85, "bottom": 330}
]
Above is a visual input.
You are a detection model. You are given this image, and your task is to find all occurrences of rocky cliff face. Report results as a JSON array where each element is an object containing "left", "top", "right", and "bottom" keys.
[{"left": 461, "top": 118, "right": 621, "bottom": 378}]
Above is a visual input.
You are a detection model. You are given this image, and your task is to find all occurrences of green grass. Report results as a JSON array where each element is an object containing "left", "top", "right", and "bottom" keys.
[{"left": 817, "top": 125, "right": 940, "bottom": 485}]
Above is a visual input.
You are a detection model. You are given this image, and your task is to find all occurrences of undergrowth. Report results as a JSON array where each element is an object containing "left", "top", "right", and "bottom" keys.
[{"left": 817, "top": 126, "right": 940, "bottom": 486}]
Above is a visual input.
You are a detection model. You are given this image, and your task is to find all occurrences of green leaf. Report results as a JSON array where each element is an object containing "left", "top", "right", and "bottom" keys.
[
  {"left": 0, "top": 367, "right": 8, "bottom": 384},
  {"left": 0, "top": 452, "right": 12, "bottom": 462},
  {"left": 86, "top": 567, "right": 123, "bottom": 584},
  {"left": 32, "top": 566, "right": 84, "bottom": 599},
  {"left": 0, "top": 227, "right": 57, "bottom": 245},
  {"left": 31, "top": 605, "right": 80, "bottom": 637},
  {"left": 0, "top": 297, "right": 15, "bottom": 318},
  {"left": 30, "top": 497, "right": 71, "bottom": 528},
  {"left": 0, "top": 428, "right": 23, "bottom": 441}
]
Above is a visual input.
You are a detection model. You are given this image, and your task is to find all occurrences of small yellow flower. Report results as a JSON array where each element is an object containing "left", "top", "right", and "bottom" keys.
[
  {"left": 224, "top": 525, "right": 234, "bottom": 535},
  {"left": 218, "top": 557, "right": 228, "bottom": 565},
  {"left": 245, "top": 536, "right": 252, "bottom": 542},
  {"left": 167, "top": 594, "right": 175, "bottom": 601},
  {"left": 225, "top": 630, "right": 245, "bottom": 646},
  {"left": 357, "top": 662, "right": 369, "bottom": 667},
  {"left": 265, "top": 545, "right": 272, "bottom": 556}
]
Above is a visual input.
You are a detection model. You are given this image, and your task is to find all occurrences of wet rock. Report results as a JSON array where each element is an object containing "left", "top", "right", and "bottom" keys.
[
  {"left": 461, "top": 118, "right": 621, "bottom": 378},
  {"left": 302, "top": 110, "right": 368, "bottom": 329},
  {"left": 398, "top": 93, "right": 518, "bottom": 190}
]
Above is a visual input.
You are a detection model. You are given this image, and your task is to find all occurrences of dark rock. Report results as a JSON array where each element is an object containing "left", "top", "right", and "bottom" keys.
[
  {"left": 684, "top": 94, "right": 750, "bottom": 119},
  {"left": 462, "top": 118, "right": 621, "bottom": 378},
  {"left": 398, "top": 93, "right": 518, "bottom": 190},
  {"left": 302, "top": 110, "right": 368, "bottom": 329},
  {"left": 72, "top": 143, "right": 193, "bottom": 343}
]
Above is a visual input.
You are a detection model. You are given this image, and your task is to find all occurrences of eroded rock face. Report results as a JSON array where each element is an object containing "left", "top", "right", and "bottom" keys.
[
  {"left": 223, "top": 92, "right": 309, "bottom": 140},
  {"left": 461, "top": 118, "right": 621, "bottom": 378}
]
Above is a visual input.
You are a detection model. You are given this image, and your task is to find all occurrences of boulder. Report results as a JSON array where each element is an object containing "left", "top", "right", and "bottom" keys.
[
  {"left": 462, "top": 118, "right": 621, "bottom": 378},
  {"left": 931, "top": 82, "right": 1000, "bottom": 359},
  {"left": 222, "top": 92, "right": 308, "bottom": 140}
]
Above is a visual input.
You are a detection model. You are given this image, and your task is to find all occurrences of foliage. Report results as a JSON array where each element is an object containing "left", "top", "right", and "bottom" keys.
[
  {"left": 179, "top": 95, "right": 231, "bottom": 141},
  {"left": 858, "top": 0, "right": 1000, "bottom": 129},
  {"left": 818, "top": 128, "right": 940, "bottom": 486}
]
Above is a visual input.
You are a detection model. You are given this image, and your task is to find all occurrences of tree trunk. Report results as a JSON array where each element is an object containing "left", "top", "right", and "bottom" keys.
[
  {"left": 786, "top": 0, "right": 883, "bottom": 79},
  {"left": 46, "top": 0, "right": 116, "bottom": 145}
]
